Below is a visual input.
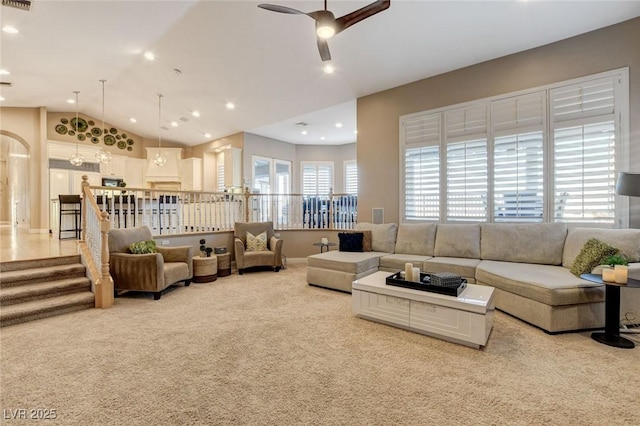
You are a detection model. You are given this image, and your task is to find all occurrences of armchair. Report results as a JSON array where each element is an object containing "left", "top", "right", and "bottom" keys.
[
  {"left": 234, "top": 221, "right": 283, "bottom": 274},
  {"left": 108, "top": 226, "right": 193, "bottom": 300}
]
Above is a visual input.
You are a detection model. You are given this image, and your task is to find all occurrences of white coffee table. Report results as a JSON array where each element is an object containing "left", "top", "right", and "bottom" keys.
[{"left": 352, "top": 271, "right": 495, "bottom": 349}]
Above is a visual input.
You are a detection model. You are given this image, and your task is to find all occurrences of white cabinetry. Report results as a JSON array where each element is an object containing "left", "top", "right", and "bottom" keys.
[
  {"left": 181, "top": 158, "right": 203, "bottom": 190},
  {"left": 100, "top": 156, "right": 126, "bottom": 178},
  {"left": 124, "top": 158, "right": 147, "bottom": 188}
]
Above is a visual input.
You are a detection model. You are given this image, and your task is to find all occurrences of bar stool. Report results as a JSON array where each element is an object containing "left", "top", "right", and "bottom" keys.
[{"left": 59, "top": 194, "right": 82, "bottom": 239}]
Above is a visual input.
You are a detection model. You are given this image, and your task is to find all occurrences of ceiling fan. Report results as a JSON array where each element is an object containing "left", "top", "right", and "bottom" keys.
[{"left": 258, "top": 0, "right": 391, "bottom": 62}]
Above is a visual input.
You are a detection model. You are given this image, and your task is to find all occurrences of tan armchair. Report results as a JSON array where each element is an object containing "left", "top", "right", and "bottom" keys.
[
  {"left": 234, "top": 221, "right": 283, "bottom": 274},
  {"left": 108, "top": 226, "right": 193, "bottom": 300}
]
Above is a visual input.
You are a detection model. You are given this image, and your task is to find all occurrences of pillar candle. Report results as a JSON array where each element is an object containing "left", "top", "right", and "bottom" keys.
[
  {"left": 602, "top": 267, "right": 616, "bottom": 283},
  {"left": 614, "top": 265, "right": 628, "bottom": 284},
  {"left": 405, "top": 263, "right": 413, "bottom": 282},
  {"left": 413, "top": 267, "right": 421, "bottom": 283}
]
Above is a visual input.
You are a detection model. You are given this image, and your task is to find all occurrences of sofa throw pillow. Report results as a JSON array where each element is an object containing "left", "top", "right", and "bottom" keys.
[
  {"left": 246, "top": 231, "right": 268, "bottom": 252},
  {"left": 338, "top": 232, "right": 364, "bottom": 252},
  {"left": 339, "top": 231, "right": 372, "bottom": 251},
  {"left": 570, "top": 238, "right": 619, "bottom": 276},
  {"left": 129, "top": 239, "right": 157, "bottom": 254}
]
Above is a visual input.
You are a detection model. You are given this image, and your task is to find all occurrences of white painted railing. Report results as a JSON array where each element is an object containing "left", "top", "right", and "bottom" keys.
[{"left": 88, "top": 186, "right": 357, "bottom": 234}]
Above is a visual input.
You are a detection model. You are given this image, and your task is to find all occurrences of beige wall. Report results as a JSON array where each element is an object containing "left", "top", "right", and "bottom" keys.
[
  {"left": 357, "top": 17, "right": 640, "bottom": 226},
  {"left": 295, "top": 143, "right": 356, "bottom": 193}
]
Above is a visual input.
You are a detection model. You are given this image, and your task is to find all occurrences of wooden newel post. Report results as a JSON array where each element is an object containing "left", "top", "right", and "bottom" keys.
[
  {"left": 96, "top": 210, "right": 114, "bottom": 308},
  {"left": 244, "top": 186, "right": 251, "bottom": 222},
  {"left": 81, "top": 175, "right": 89, "bottom": 241}
]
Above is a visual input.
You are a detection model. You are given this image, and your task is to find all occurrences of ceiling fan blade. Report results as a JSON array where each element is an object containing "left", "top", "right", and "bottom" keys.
[
  {"left": 334, "top": 0, "right": 390, "bottom": 34},
  {"left": 317, "top": 38, "right": 332, "bottom": 62},
  {"left": 258, "top": 4, "right": 305, "bottom": 14}
]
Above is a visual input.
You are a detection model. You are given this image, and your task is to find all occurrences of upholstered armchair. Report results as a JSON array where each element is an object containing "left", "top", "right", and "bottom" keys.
[
  {"left": 108, "top": 225, "right": 193, "bottom": 300},
  {"left": 234, "top": 221, "right": 283, "bottom": 274}
]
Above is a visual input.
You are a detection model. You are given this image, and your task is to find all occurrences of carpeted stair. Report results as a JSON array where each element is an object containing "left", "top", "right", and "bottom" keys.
[{"left": 0, "top": 255, "right": 94, "bottom": 327}]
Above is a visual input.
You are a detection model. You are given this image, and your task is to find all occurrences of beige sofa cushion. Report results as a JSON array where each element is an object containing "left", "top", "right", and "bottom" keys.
[
  {"left": 476, "top": 260, "right": 604, "bottom": 306},
  {"left": 481, "top": 223, "right": 567, "bottom": 265},
  {"left": 355, "top": 222, "right": 398, "bottom": 253},
  {"left": 562, "top": 228, "right": 640, "bottom": 268},
  {"left": 423, "top": 257, "right": 481, "bottom": 283},
  {"left": 434, "top": 224, "right": 481, "bottom": 258},
  {"left": 307, "top": 251, "right": 385, "bottom": 274},
  {"left": 394, "top": 223, "right": 437, "bottom": 256},
  {"left": 379, "top": 254, "right": 432, "bottom": 271}
]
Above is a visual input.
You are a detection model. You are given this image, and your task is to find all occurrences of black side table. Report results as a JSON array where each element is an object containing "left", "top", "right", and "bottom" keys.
[
  {"left": 581, "top": 273, "right": 640, "bottom": 349},
  {"left": 313, "top": 242, "right": 336, "bottom": 253}
]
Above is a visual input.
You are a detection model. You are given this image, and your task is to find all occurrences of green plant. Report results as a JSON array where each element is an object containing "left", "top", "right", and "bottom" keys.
[
  {"left": 603, "top": 254, "right": 628, "bottom": 266},
  {"left": 199, "top": 239, "right": 213, "bottom": 257}
]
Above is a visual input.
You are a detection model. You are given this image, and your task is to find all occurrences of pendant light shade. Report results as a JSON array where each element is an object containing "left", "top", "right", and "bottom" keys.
[
  {"left": 153, "top": 93, "right": 167, "bottom": 167},
  {"left": 95, "top": 79, "right": 112, "bottom": 164},
  {"left": 69, "top": 91, "right": 85, "bottom": 167}
]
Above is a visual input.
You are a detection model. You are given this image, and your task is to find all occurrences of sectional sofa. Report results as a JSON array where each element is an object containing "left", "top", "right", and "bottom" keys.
[{"left": 306, "top": 222, "right": 640, "bottom": 333}]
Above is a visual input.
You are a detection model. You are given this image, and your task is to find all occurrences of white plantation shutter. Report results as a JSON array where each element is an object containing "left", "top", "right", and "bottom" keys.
[
  {"left": 400, "top": 69, "right": 627, "bottom": 226},
  {"left": 302, "top": 162, "right": 333, "bottom": 195},
  {"left": 217, "top": 163, "right": 224, "bottom": 192},
  {"left": 492, "top": 93, "right": 545, "bottom": 222},
  {"left": 445, "top": 105, "right": 488, "bottom": 221},
  {"left": 344, "top": 160, "right": 358, "bottom": 195},
  {"left": 551, "top": 77, "right": 617, "bottom": 224},
  {"left": 402, "top": 113, "right": 440, "bottom": 221}
]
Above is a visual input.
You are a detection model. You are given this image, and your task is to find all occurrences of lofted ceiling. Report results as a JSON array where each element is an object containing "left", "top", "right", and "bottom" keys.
[{"left": 1, "top": 1, "right": 639, "bottom": 147}]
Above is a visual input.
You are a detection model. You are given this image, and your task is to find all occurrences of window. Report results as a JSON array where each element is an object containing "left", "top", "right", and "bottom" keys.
[
  {"left": 252, "top": 156, "right": 291, "bottom": 194},
  {"left": 550, "top": 78, "right": 618, "bottom": 224},
  {"left": 344, "top": 160, "right": 358, "bottom": 195},
  {"left": 302, "top": 162, "right": 333, "bottom": 195},
  {"left": 402, "top": 113, "right": 440, "bottom": 221},
  {"left": 216, "top": 153, "right": 224, "bottom": 192},
  {"left": 445, "top": 104, "right": 488, "bottom": 221},
  {"left": 492, "top": 92, "right": 545, "bottom": 222},
  {"left": 401, "top": 69, "right": 628, "bottom": 226}
]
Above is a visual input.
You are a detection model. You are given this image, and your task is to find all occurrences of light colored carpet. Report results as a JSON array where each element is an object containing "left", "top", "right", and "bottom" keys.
[{"left": 1, "top": 263, "right": 638, "bottom": 425}]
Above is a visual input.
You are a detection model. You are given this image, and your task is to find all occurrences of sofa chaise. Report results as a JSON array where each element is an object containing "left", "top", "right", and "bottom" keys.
[{"left": 307, "top": 222, "right": 640, "bottom": 333}]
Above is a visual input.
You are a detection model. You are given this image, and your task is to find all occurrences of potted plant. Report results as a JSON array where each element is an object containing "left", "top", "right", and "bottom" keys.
[
  {"left": 603, "top": 254, "right": 628, "bottom": 267},
  {"left": 601, "top": 254, "right": 628, "bottom": 283},
  {"left": 199, "top": 239, "right": 213, "bottom": 257}
]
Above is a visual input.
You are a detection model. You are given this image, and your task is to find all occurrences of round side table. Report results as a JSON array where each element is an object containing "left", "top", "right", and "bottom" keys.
[
  {"left": 216, "top": 252, "right": 231, "bottom": 277},
  {"left": 192, "top": 255, "right": 218, "bottom": 283}
]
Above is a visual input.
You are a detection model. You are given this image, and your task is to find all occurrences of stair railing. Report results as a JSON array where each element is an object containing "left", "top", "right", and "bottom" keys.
[{"left": 80, "top": 175, "right": 114, "bottom": 309}]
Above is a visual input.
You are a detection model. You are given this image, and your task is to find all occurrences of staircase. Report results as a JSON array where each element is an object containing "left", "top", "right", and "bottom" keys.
[{"left": 0, "top": 255, "right": 95, "bottom": 327}]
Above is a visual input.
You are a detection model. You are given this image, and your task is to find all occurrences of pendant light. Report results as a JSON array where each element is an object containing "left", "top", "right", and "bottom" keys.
[
  {"left": 69, "top": 91, "right": 85, "bottom": 167},
  {"left": 153, "top": 93, "right": 167, "bottom": 166},
  {"left": 95, "top": 79, "right": 112, "bottom": 164}
]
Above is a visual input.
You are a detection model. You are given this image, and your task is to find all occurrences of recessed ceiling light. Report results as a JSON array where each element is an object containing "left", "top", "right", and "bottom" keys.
[
  {"left": 204, "top": 133, "right": 212, "bottom": 138},
  {"left": 226, "top": 102, "right": 235, "bottom": 110},
  {"left": 0, "top": 69, "right": 10, "bottom": 76},
  {"left": 67, "top": 98, "right": 75, "bottom": 104},
  {"left": 0, "top": 96, "right": 5, "bottom": 102},
  {"left": 143, "top": 51, "right": 155, "bottom": 61},
  {"left": 320, "top": 136, "right": 326, "bottom": 141},
  {"left": 129, "top": 117, "right": 137, "bottom": 123},
  {"left": 323, "top": 64, "right": 334, "bottom": 74},
  {"left": 192, "top": 111, "right": 200, "bottom": 118},
  {"left": 171, "top": 121, "right": 178, "bottom": 127},
  {"left": 335, "top": 122, "right": 343, "bottom": 128},
  {"left": 354, "top": 130, "right": 358, "bottom": 134},
  {"left": 301, "top": 130, "right": 308, "bottom": 135},
  {"left": 2, "top": 26, "right": 19, "bottom": 34}
]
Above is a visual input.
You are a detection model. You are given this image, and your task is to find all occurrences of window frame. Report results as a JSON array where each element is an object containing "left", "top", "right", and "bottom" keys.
[{"left": 400, "top": 68, "right": 629, "bottom": 227}]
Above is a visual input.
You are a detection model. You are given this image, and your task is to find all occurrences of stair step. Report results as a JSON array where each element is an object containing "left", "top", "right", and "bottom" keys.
[
  {"left": 0, "top": 255, "right": 81, "bottom": 273},
  {"left": 0, "top": 263, "right": 86, "bottom": 288},
  {"left": 0, "top": 277, "right": 91, "bottom": 306},
  {"left": 0, "top": 292, "right": 95, "bottom": 327}
]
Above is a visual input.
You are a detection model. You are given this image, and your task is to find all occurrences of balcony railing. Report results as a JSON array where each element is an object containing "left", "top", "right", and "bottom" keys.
[{"left": 88, "top": 185, "right": 357, "bottom": 235}]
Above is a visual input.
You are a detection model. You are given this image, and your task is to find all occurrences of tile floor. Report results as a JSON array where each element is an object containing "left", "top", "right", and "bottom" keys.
[{"left": 0, "top": 224, "right": 80, "bottom": 262}]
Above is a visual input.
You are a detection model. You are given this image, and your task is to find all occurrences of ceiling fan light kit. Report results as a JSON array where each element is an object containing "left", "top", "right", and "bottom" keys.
[{"left": 258, "top": 0, "right": 390, "bottom": 61}]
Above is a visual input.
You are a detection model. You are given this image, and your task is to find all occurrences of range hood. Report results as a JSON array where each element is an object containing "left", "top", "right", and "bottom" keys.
[{"left": 145, "top": 147, "right": 182, "bottom": 183}]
